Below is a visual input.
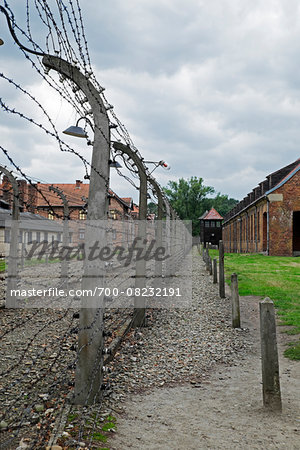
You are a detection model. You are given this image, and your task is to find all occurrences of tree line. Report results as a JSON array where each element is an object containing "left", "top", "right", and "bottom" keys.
[{"left": 148, "top": 176, "right": 238, "bottom": 235}]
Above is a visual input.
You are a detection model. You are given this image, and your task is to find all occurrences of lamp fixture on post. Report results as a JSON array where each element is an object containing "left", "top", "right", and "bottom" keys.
[
  {"left": 63, "top": 116, "right": 94, "bottom": 138},
  {"left": 159, "top": 160, "right": 171, "bottom": 170},
  {"left": 0, "top": 38, "right": 4, "bottom": 45},
  {"left": 108, "top": 159, "right": 122, "bottom": 169},
  {"left": 144, "top": 159, "right": 171, "bottom": 174}
]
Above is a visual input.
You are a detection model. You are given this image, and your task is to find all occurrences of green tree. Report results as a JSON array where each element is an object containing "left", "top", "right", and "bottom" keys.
[
  {"left": 147, "top": 202, "right": 158, "bottom": 216},
  {"left": 204, "top": 193, "right": 239, "bottom": 218},
  {"left": 163, "top": 177, "right": 215, "bottom": 235}
]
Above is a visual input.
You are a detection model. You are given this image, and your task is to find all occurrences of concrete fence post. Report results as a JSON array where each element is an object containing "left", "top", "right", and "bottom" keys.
[
  {"left": 1, "top": 166, "right": 20, "bottom": 308},
  {"left": 113, "top": 142, "right": 148, "bottom": 328},
  {"left": 230, "top": 273, "right": 240, "bottom": 328},
  {"left": 259, "top": 298, "right": 282, "bottom": 411},
  {"left": 219, "top": 240, "right": 225, "bottom": 298},
  {"left": 43, "top": 54, "right": 110, "bottom": 405}
]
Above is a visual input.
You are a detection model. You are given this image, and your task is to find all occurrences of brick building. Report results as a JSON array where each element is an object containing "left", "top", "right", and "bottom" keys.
[
  {"left": 222, "top": 158, "right": 300, "bottom": 256},
  {"left": 0, "top": 178, "right": 134, "bottom": 221},
  {"left": 199, "top": 208, "right": 223, "bottom": 247}
]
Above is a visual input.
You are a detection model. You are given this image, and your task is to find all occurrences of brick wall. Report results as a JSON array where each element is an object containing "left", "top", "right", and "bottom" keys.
[
  {"left": 268, "top": 170, "right": 300, "bottom": 256},
  {"left": 223, "top": 170, "right": 300, "bottom": 256}
]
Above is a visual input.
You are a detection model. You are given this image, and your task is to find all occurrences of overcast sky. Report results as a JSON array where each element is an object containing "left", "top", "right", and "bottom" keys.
[{"left": 0, "top": 0, "right": 299, "bottom": 203}]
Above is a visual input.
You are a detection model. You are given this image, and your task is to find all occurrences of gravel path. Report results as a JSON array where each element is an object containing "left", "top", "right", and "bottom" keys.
[{"left": 1, "top": 247, "right": 299, "bottom": 449}]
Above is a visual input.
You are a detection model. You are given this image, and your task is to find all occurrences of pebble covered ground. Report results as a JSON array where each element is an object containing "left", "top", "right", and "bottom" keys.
[
  {"left": 0, "top": 247, "right": 252, "bottom": 449},
  {"left": 63, "top": 247, "right": 252, "bottom": 449}
]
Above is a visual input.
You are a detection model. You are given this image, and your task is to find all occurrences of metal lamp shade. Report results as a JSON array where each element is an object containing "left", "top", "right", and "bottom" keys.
[
  {"left": 63, "top": 125, "right": 88, "bottom": 138},
  {"left": 109, "top": 160, "right": 122, "bottom": 168}
]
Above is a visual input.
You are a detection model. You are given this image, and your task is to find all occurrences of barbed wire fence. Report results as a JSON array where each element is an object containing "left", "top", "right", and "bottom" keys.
[{"left": 0, "top": 1, "right": 192, "bottom": 448}]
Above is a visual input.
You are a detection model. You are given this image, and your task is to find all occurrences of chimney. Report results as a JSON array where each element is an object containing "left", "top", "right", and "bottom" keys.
[
  {"left": 2, "top": 175, "right": 12, "bottom": 207},
  {"left": 27, "top": 183, "right": 38, "bottom": 213},
  {"left": 18, "top": 180, "right": 28, "bottom": 209},
  {"left": 75, "top": 180, "right": 82, "bottom": 189}
]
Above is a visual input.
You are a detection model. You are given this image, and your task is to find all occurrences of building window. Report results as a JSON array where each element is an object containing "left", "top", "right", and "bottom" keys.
[
  {"left": 27, "top": 231, "right": 32, "bottom": 244},
  {"left": 109, "top": 209, "right": 117, "bottom": 220},
  {"left": 205, "top": 221, "right": 210, "bottom": 227},
  {"left": 79, "top": 229, "right": 85, "bottom": 240},
  {"left": 36, "top": 232, "right": 41, "bottom": 243},
  {"left": 216, "top": 222, "right": 221, "bottom": 228},
  {"left": 19, "top": 231, "right": 23, "bottom": 244},
  {"left": 44, "top": 232, "right": 48, "bottom": 242},
  {"left": 57, "top": 233, "right": 62, "bottom": 243},
  {"left": 79, "top": 210, "right": 87, "bottom": 220},
  {"left": 112, "top": 229, "right": 117, "bottom": 240},
  {"left": 48, "top": 211, "right": 54, "bottom": 220}
]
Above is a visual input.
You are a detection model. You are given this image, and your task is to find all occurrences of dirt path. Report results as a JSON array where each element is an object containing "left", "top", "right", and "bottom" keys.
[{"left": 110, "top": 295, "right": 300, "bottom": 450}]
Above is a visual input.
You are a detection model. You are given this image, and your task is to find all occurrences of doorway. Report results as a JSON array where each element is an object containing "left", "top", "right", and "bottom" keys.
[
  {"left": 293, "top": 211, "right": 300, "bottom": 255},
  {"left": 263, "top": 212, "right": 268, "bottom": 252}
]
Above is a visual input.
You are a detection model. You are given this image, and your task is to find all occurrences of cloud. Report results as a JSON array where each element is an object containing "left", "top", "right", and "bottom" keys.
[{"left": 0, "top": 0, "right": 299, "bottom": 204}]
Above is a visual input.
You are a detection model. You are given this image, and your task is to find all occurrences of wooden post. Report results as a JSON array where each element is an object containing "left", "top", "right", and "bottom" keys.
[
  {"left": 213, "top": 258, "right": 217, "bottom": 284},
  {"left": 230, "top": 273, "right": 240, "bottom": 328},
  {"left": 219, "top": 240, "right": 225, "bottom": 298},
  {"left": 259, "top": 298, "right": 282, "bottom": 411},
  {"left": 205, "top": 248, "right": 210, "bottom": 271}
]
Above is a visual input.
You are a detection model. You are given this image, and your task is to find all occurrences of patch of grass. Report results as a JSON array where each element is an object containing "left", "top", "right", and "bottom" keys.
[
  {"left": 208, "top": 250, "right": 300, "bottom": 360},
  {"left": 208, "top": 249, "right": 219, "bottom": 260},
  {"left": 0, "top": 259, "right": 5, "bottom": 272},
  {"left": 102, "top": 422, "right": 116, "bottom": 432},
  {"left": 86, "top": 432, "right": 107, "bottom": 443},
  {"left": 284, "top": 341, "right": 300, "bottom": 360},
  {"left": 61, "top": 411, "right": 116, "bottom": 449},
  {"left": 24, "top": 257, "right": 60, "bottom": 267},
  {"left": 67, "top": 412, "right": 78, "bottom": 422}
]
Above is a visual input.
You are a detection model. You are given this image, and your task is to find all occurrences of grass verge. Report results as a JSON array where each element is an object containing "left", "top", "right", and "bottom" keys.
[{"left": 209, "top": 250, "right": 300, "bottom": 360}]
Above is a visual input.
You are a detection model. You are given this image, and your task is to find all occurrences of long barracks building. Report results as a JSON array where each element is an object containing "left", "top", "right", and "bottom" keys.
[{"left": 222, "top": 158, "right": 300, "bottom": 257}]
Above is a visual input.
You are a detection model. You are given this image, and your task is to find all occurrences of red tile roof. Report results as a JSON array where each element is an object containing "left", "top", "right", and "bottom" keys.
[
  {"left": 203, "top": 208, "right": 223, "bottom": 220},
  {"left": 35, "top": 183, "right": 133, "bottom": 210},
  {"left": 36, "top": 182, "right": 89, "bottom": 207},
  {"left": 121, "top": 197, "right": 133, "bottom": 207}
]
